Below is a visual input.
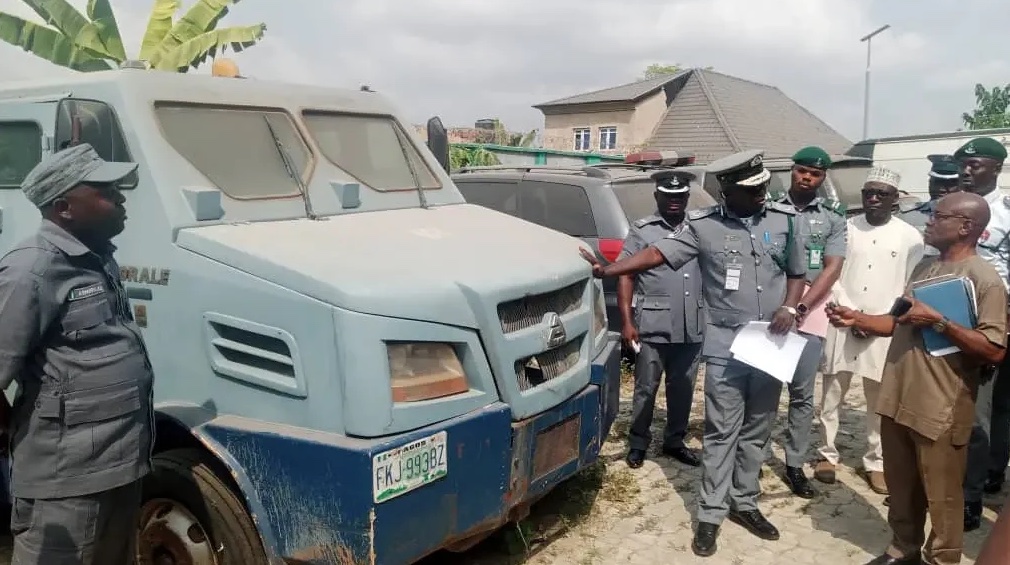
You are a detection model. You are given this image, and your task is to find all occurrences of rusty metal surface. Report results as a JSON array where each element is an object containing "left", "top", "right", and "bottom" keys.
[{"left": 532, "top": 415, "right": 581, "bottom": 480}]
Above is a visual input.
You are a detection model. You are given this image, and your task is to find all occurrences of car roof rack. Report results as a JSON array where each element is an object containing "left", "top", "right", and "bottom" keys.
[{"left": 456, "top": 165, "right": 591, "bottom": 175}]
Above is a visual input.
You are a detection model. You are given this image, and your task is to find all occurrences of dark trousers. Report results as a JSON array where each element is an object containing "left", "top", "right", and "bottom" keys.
[
  {"left": 627, "top": 342, "right": 702, "bottom": 451},
  {"left": 964, "top": 353, "right": 1010, "bottom": 503},
  {"left": 11, "top": 479, "right": 142, "bottom": 565}
]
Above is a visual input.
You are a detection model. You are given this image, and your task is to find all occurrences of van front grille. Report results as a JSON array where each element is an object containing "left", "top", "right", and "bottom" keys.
[{"left": 497, "top": 280, "right": 586, "bottom": 334}]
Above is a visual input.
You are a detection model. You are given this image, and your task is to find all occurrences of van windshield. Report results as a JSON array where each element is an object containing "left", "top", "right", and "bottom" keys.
[
  {"left": 154, "top": 104, "right": 309, "bottom": 200},
  {"left": 302, "top": 112, "right": 441, "bottom": 192}
]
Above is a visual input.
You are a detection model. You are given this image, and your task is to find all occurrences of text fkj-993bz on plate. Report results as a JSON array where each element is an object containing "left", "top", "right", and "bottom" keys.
[{"left": 372, "top": 431, "right": 448, "bottom": 503}]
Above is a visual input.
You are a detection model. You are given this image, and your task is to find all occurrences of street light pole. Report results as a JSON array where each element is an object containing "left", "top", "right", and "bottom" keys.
[{"left": 860, "top": 24, "right": 891, "bottom": 140}]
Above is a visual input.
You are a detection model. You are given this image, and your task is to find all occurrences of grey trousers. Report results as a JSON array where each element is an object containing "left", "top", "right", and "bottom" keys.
[
  {"left": 11, "top": 479, "right": 142, "bottom": 565},
  {"left": 782, "top": 333, "right": 824, "bottom": 468},
  {"left": 628, "top": 341, "right": 702, "bottom": 451},
  {"left": 989, "top": 369, "right": 1010, "bottom": 479},
  {"left": 697, "top": 359, "right": 783, "bottom": 525}
]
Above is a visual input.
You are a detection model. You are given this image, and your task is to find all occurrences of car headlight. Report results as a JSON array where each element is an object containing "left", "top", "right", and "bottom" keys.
[
  {"left": 387, "top": 342, "right": 469, "bottom": 403},
  {"left": 592, "top": 283, "right": 607, "bottom": 339}
]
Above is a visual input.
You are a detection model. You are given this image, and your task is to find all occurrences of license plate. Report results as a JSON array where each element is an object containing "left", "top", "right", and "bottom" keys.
[{"left": 372, "top": 431, "right": 448, "bottom": 503}]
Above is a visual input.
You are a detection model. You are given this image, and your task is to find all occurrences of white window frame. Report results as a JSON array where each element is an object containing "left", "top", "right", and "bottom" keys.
[
  {"left": 598, "top": 126, "right": 617, "bottom": 151},
  {"left": 573, "top": 128, "right": 591, "bottom": 151}
]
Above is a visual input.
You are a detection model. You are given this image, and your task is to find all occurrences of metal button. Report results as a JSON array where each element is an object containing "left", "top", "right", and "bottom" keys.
[
  {"left": 757, "top": 286, "right": 763, "bottom": 292},
  {"left": 684, "top": 273, "right": 690, "bottom": 278},
  {"left": 685, "top": 291, "right": 690, "bottom": 296}
]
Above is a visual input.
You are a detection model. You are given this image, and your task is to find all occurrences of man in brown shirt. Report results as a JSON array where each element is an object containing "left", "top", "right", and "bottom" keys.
[{"left": 827, "top": 191, "right": 1008, "bottom": 565}]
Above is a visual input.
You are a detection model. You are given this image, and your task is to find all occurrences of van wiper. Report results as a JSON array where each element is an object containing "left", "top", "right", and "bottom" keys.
[
  {"left": 393, "top": 127, "right": 428, "bottom": 209},
  {"left": 264, "top": 116, "right": 317, "bottom": 220}
]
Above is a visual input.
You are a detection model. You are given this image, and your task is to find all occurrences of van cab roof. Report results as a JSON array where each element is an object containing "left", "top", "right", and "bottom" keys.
[{"left": 0, "top": 69, "right": 398, "bottom": 116}]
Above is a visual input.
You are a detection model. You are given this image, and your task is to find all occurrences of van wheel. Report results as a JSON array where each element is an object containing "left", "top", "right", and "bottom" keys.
[{"left": 136, "top": 448, "right": 268, "bottom": 565}]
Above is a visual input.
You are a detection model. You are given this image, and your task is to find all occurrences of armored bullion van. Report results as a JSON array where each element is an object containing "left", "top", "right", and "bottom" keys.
[{"left": 0, "top": 69, "right": 622, "bottom": 565}]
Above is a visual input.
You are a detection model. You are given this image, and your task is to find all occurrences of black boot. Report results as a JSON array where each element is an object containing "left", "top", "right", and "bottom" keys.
[
  {"left": 964, "top": 500, "right": 983, "bottom": 532},
  {"left": 692, "top": 522, "right": 719, "bottom": 557},
  {"left": 785, "top": 466, "right": 817, "bottom": 499}
]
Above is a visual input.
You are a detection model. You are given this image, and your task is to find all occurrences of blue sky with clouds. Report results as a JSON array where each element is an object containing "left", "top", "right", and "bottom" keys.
[{"left": 2, "top": 0, "right": 1008, "bottom": 144}]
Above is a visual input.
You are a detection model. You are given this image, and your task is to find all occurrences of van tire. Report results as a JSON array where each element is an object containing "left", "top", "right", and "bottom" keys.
[{"left": 137, "top": 447, "right": 268, "bottom": 565}]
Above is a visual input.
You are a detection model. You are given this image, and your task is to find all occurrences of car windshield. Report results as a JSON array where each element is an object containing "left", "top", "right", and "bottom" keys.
[
  {"left": 302, "top": 112, "right": 441, "bottom": 192},
  {"left": 611, "top": 179, "right": 716, "bottom": 221}
]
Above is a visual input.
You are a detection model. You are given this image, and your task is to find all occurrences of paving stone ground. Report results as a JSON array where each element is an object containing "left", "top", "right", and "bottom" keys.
[
  {"left": 0, "top": 368, "right": 1000, "bottom": 565},
  {"left": 437, "top": 365, "right": 1006, "bottom": 565}
]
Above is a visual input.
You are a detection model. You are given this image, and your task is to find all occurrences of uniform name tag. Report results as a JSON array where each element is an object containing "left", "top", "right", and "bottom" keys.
[
  {"left": 68, "top": 282, "right": 105, "bottom": 302},
  {"left": 808, "top": 248, "right": 823, "bottom": 269},
  {"left": 725, "top": 264, "right": 741, "bottom": 291}
]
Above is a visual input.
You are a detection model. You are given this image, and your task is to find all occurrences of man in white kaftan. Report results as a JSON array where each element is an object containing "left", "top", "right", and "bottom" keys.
[{"left": 814, "top": 167, "right": 925, "bottom": 494}]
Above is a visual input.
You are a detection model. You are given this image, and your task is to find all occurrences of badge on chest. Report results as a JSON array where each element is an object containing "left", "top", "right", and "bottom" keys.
[
  {"left": 807, "top": 232, "right": 825, "bottom": 270},
  {"left": 725, "top": 257, "right": 742, "bottom": 291},
  {"left": 67, "top": 282, "right": 105, "bottom": 302}
]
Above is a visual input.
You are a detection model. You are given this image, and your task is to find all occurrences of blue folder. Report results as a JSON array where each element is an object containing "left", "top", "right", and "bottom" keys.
[{"left": 910, "top": 275, "right": 977, "bottom": 356}]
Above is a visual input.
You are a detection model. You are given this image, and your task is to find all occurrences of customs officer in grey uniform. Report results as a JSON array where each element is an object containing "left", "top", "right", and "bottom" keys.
[
  {"left": 767, "top": 146, "right": 848, "bottom": 499},
  {"left": 955, "top": 136, "right": 1010, "bottom": 531},
  {"left": 581, "top": 149, "right": 807, "bottom": 557},
  {"left": 896, "top": 154, "right": 961, "bottom": 257},
  {"left": 0, "top": 143, "right": 154, "bottom": 564},
  {"left": 618, "top": 169, "right": 703, "bottom": 469}
]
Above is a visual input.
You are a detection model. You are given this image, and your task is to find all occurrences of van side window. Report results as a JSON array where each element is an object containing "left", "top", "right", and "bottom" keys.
[
  {"left": 516, "top": 181, "right": 598, "bottom": 237},
  {"left": 456, "top": 180, "right": 520, "bottom": 217},
  {"left": 0, "top": 121, "right": 43, "bottom": 189},
  {"left": 154, "top": 104, "right": 309, "bottom": 200},
  {"left": 55, "top": 99, "right": 138, "bottom": 188}
]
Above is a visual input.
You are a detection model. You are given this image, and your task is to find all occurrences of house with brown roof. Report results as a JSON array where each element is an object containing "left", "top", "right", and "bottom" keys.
[{"left": 533, "top": 68, "right": 852, "bottom": 164}]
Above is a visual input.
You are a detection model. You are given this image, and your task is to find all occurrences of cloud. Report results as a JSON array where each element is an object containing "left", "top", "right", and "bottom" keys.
[{"left": 0, "top": 0, "right": 1007, "bottom": 144}]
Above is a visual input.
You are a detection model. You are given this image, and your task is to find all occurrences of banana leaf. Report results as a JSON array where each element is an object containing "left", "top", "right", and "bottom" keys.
[
  {"left": 149, "top": 0, "right": 245, "bottom": 65},
  {"left": 20, "top": 0, "right": 115, "bottom": 59},
  {"left": 86, "top": 0, "right": 125, "bottom": 60},
  {"left": 0, "top": 12, "right": 112, "bottom": 72},
  {"left": 138, "top": 0, "right": 178, "bottom": 60},
  {"left": 150, "top": 24, "right": 265, "bottom": 72}
]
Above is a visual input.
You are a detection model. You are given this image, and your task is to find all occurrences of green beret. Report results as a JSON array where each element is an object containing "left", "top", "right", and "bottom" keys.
[
  {"left": 791, "top": 146, "right": 832, "bottom": 169},
  {"left": 954, "top": 137, "right": 1008, "bottom": 161}
]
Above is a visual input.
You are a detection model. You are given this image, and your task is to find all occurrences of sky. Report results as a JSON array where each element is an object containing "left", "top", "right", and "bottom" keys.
[{"left": 1, "top": 0, "right": 1008, "bottom": 145}]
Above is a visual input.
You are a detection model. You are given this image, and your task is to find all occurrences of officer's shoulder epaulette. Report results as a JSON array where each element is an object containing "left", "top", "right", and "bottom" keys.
[
  {"left": 633, "top": 215, "right": 660, "bottom": 228},
  {"left": 766, "top": 201, "right": 797, "bottom": 215},
  {"left": 821, "top": 198, "right": 847, "bottom": 216},
  {"left": 687, "top": 206, "right": 719, "bottom": 221},
  {"left": 898, "top": 200, "right": 926, "bottom": 213}
]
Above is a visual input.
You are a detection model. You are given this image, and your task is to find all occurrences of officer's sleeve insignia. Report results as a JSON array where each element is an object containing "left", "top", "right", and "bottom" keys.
[{"left": 688, "top": 206, "right": 718, "bottom": 220}]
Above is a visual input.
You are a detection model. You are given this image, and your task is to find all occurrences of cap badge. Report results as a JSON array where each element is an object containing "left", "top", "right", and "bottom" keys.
[
  {"left": 965, "top": 144, "right": 977, "bottom": 155},
  {"left": 750, "top": 155, "right": 762, "bottom": 167}
]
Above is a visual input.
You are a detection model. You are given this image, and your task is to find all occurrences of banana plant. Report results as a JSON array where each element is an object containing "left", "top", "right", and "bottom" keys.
[{"left": 0, "top": 0, "right": 266, "bottom": 73}]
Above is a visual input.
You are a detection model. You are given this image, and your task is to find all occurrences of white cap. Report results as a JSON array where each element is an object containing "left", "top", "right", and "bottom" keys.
[{"left": 865, "top": 166, "right": 901, "bottom": 189}]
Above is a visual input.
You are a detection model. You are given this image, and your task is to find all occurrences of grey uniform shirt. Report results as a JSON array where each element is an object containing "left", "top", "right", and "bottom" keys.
[
  {"left": 774, "top": 193, "right": 848, "bottom": 283},
  {"left": 0, "top": 220, "right": 154, "bottom": 499},
  {"left": 651, "top": 203, "right": 807, "bottom": 361},
  {"left": 896, "top": 200, "right": 937, "bottom": 256},
  {"left": 619, "top": 214, "right": 703, "bottom": 344}
]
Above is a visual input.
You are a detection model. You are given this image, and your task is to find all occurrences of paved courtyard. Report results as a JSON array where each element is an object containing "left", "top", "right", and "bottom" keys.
[
  {"left": 437, "top": 366, "right": 1006, "bottom": 565},
  {"left": 0, "top": 368, "right": 1000, "bottom": 564}
]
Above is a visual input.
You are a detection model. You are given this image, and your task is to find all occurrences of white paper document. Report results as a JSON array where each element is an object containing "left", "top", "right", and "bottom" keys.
[{"left": 729, "top": 322, "right": 808, "bottom": 384}]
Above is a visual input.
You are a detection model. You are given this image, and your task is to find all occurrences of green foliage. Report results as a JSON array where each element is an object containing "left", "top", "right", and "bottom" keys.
[
  {"left": 0, "top": 0, "right": 266, "bottom": 73},
  {"left": 450, "top": 146, "right": 500, "bottom": 171},
  {"left": 963, "top": 83, "right": 1010, "bottom": 130},
  {"left": 642, "top": 63, "right": 681, "bottom": 79}
]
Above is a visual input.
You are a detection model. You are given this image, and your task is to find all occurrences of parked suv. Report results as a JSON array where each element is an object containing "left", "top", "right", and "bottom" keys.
[{"left": 451, "top": 163, "right": 717, "bottom": 337}]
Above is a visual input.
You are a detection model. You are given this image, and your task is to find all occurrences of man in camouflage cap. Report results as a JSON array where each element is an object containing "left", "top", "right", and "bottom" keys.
[
  {"left": 0, "top": 143, "right": 155, "bottom": 564},
  {"left": 955, "top": 136, "right": 1010, "bottom": 531}
]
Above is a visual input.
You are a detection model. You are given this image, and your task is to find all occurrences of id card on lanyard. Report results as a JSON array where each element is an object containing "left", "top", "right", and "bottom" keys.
[{"left": 725, "top": 257, "right": 742, "bottom": 291}]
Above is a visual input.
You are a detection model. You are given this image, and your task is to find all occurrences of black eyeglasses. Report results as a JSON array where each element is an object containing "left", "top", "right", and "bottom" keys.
[{"left": 930, "top": 211, "right": 971, "bottom": 221}]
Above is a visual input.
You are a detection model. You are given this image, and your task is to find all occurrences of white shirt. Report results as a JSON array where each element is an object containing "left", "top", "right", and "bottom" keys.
[
  {"left": 822, "top": 215, "right": 925, "bottom": 382},
  {"left": 977, "top": 188, "right": 1010, "bottom": 290}
]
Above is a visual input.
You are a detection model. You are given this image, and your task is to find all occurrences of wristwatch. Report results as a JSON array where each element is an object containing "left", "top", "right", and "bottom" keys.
[
  {"left": 780, "top": 306, "right": 799, "bottom": 317},
  {"left": 932, "top": 316, "right": 950, "bottom": 334},
  {"left": 796, "top": 303, "right": 809, "bottom": 316}
]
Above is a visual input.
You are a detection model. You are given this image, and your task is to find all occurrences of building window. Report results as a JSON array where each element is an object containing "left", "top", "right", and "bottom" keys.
[
  {"left": 573, "top": 128, "right": 590, "bottom": 151},
  {"left": 599, "top": 126, "right": 617, "bottom": 151}
]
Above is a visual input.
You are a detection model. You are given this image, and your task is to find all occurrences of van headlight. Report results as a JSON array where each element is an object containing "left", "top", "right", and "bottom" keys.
[
  {"left": 386, "top": 342, "right": 469, "bottom": 403},
  {"left": 592, "top": 283, "right": 607, "bottom": 340}
]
